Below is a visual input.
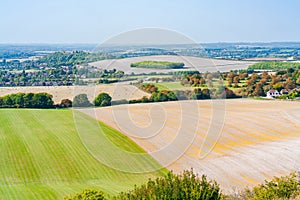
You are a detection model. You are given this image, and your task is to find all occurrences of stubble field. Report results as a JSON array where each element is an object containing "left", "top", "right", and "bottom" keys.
[
  {"left": 90, "top": 55, "right": 255, "bottom": 74},
  {"left": 0, "top": 84, "right": 149, "bottom": 104},
  {"left": 81, "top": 99, "right": 300, "bottom": 193}
]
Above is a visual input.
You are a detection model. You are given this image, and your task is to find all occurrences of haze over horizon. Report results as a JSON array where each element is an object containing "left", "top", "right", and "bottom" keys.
[{"left": 1, "top": 0, "right": 300, "bottom": 44}]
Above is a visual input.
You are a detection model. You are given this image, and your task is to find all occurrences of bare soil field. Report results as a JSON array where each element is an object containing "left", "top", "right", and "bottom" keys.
[
  {"left": 90, "top": 55, "right": 255, "bottom": 74},
  {"left": 0, "top": 84, "right": 149, "bottom": 103},
  {"left": 80, "top": 99, "right": 300, "bottom": 194}
]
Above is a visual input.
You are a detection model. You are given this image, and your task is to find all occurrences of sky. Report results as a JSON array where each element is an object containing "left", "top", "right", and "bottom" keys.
[{"left": 0, "top": 0, "right": 300, "bottom": 44}]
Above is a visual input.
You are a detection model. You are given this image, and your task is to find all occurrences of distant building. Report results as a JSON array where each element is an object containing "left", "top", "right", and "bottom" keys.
[{"left": 266, "top": 89, "right": 280, "bottom": 98}]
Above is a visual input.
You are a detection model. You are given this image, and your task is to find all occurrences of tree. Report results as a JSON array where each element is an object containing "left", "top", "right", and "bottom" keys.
[
  {"left": 73, "top": 94, "right": 92, "bottom": 107},
  {"left": 32, "top": 93, "right": 54, "bottom": 108},
  {"left": 202, "top": 88, "right": 211, "bottom": 99},
  {"left": 233, "top": 76, "right": 240, "bottom": 87},
  {"left": 23, "top": 93, "right": 34, "bottom": 108},
  {"left": 283, "top": 77, "right": 296, "bottom": 89},
  {"left": 9, "top": 93, "right": 25, "bottom": 108},
  {"left": 94, "top": 93, "right": 112, "bottom": 107},
  {"left": 223, "top": 88, "right": 238, "bottom": 98},
  {"left": 272, "top": 82, "right": 283, "bottom": 91},
  {"left": 297, "top": 76, "right": 300, "bottom": 85},
  {"left": 191, "top": 88, "right": 203, "bottom": 100},
  {"left": 167, "top": 91, "right": 177, "bottom": 101},
  {"left": 60, "top": 99, "right": 72, "bottom": 108},
  {"left": 150, "top": 92, "right": 168, "bottom": 102},
  {"left": 0, "top": 97, "right": 3, "bottom": 107},
  {"left": 253, "top": 83, "right": 265, "bottom": 97},
  {"left": 2, "top": 95, "right": 13, "bottom": 107},
  {"left": 243, "top": 173, "right": 299, "bottom": 200}
]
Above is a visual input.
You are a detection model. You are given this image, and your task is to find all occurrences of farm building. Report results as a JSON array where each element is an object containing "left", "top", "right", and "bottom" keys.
[{"left": 266, "top": 89, "right": 280, "bottom": 98}]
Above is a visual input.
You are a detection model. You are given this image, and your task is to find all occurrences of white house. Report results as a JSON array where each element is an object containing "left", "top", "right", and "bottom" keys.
[{"left": 266, "top": 89, "right": 280, "bottom": 98}]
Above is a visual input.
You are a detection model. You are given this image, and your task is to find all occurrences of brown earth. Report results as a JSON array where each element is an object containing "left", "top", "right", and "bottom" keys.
[
  {"left": 80, "top": 99, "right": 300, "bottom": 194},
  {"left": 0, "top": 84, "right": 149, "bottom": 104}
]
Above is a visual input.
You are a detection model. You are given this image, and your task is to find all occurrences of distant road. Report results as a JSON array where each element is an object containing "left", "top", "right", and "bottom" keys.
[{"left": 90, "top": 55, "right": 256, "bottom": 74}]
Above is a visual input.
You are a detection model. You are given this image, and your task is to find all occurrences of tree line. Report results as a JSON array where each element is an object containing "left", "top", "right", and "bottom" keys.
[
  {"left": 65, "top": 170, "right": 300, "bottom": 200},
  {"left": 225, "top": 68, "right": 300, "bottom": 97},
  {"left": 0, "top": 92, "right": 112, "bottom": 109},
  {"left": 0, "top": 92, "right": 54, "bottom": 108},
  {"left": 130, "top": 83, "right": 239, "bottom": 104},
  {"left": 130, "top": 61, "right": 185, "bottom": 69}
]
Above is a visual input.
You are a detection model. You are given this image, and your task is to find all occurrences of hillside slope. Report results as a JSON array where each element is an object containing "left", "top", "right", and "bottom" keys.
[
  {"left": 0, "top": 109, "right": 165, "bottom": 200},
  {"left": 81, "top": 99, "right": 300, "bottom": 193}
]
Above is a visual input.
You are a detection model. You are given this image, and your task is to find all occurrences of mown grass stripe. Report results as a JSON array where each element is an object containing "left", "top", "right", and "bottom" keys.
[{"left": 0, "top": 109, "right": 166, "bottom": 199}]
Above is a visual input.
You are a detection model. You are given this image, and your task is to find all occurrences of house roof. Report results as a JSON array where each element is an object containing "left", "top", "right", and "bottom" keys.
[
  {"left": 281, "top": 89, "right": 290, "bottom": 92},
  {"left": 268, "top": 89, "right": 278, "bottom": 93}
]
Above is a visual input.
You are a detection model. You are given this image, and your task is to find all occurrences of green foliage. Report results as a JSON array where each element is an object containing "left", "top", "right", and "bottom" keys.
[
  {"left": 0, "top": 92, "right": 54, "bottom": 108},
  {"left": 60, "top": 99, "right": 73, "bottom": 108},
  {"left": 38, "top": 51, "right": 116, "bottom": 67},
  {"left": 181, "top": 74, "right": 206, "bottom": 87},
  {"left": 131, "top": 61, "right": 184, "bottom": 69},
  {"left": 140, "top": 84, "right": 159, "bottom": 93},
  {"left": 277, "top": 89, "right": 300, "bottom": 100},
  {"left": 114, "top": 169, "right": 221, "bottom": 200},
  {"left": 73, "top": 94, "right": 92, "bottom": 107},
  {"left": 64, "top": 189, "right": 106, "bottom": 200},
  {"left": 249, "top": 62, "right": 300, "bottom": 70},
  {"left": 94, "top": 93, "right": 112, "bottom": 107},
  {"left": 191, "top": 88, "right": 211, "bottom": 100},
  {"left": 242, "top": 173, "right": 300, "bottom": 200},
  {"left": 0, "top": 109, "right": 165, "bottom": 199}
]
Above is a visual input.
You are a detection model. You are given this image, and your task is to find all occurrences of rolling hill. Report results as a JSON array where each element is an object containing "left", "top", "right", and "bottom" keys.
[
  {"left": 81, "top": 99, "right": 300, "bottom": 194},
  {"left": 0, "top": 109, "right": 165, "bottom": 199}
]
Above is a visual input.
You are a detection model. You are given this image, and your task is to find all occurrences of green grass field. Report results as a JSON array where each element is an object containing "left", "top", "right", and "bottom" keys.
[
  {"left": 0, "top": 109, "right": 166, "bottom": 200},
  {"left": 153, "top": 81, "right": 199, "bottom": 91}
]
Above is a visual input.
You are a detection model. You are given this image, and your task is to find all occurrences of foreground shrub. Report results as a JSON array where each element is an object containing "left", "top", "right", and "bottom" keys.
[
  {"left": 114, "top": 169, "right": 221, "bottom": 200},
  {"left": 64, "top": 189, "right": 105, "bottom": 200},
  {"left": 241, "top": 173, "right": 300, "bottom": 200}
]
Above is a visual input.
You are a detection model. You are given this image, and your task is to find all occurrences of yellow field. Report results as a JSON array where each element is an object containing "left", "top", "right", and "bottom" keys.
[
  {"left": 0, "top": 85, "right": 149, "bottom": 103},
  {"left": 80, "top": 99, "right": 300, "bottom": 193}
]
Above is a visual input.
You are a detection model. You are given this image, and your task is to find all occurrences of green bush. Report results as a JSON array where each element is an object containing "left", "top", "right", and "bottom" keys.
[
  {"left": 114, "top": 169, "right": 221, "bottom": 200},
  {"left": 242, "top": 173, "right": 300, "bottom": 200},
  {"left": 64, "top": 189, "right": 105, "bottom": 200},
  {"left": 94, "top": 93, "right": 112, "bottom": 107}
]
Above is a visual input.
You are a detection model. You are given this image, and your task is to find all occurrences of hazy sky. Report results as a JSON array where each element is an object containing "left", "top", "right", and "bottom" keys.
[{"left": 1, "top": 0, "right": 300, "bottom": 43}]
